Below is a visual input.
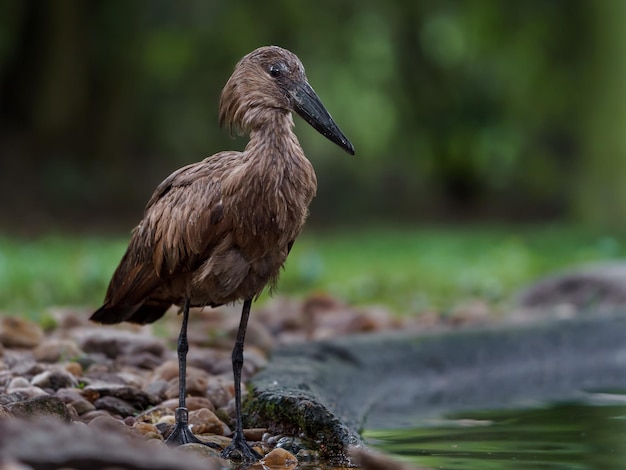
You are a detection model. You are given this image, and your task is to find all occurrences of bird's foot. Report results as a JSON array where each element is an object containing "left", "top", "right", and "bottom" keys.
[
  {"left": 221, "top": 430, "right": 262, "bottom": 462},
  {"left": 165, "top": 408, "right": 219, "bottom": 448}
]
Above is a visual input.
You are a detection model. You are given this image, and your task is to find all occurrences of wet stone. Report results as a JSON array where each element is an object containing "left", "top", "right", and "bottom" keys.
[
  {"left": 243, "top": 428, "right": 267, "bottom": 441},
  {"left": 261, "top": 447, "right": 298, "bottom": 468}
]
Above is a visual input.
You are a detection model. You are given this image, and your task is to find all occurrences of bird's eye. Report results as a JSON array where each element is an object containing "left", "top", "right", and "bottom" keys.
[{"left": 269, "top": 64, "right": 282, "bottom": 78}]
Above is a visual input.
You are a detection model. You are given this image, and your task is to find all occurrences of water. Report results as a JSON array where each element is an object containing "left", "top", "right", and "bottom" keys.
[{"left": 365, "top": 400, "right": 626, "bottom": 469}]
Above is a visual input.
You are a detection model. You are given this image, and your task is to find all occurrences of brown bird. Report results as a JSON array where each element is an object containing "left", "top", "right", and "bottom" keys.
[{"left": 91, "top": 46, "right": 354, "bottom": 461}]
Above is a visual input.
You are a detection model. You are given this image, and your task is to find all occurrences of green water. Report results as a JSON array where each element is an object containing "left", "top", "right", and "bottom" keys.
[{"left": 365, "top": 402, "right": 626, "bottom": 469}]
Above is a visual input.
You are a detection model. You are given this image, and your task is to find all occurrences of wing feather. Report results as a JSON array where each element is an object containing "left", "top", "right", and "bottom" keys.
[{"left": 92, "top": 153, "right": 233, "bottom": 324}]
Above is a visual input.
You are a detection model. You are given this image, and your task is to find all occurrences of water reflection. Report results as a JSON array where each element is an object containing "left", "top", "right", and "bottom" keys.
[{"left": 365, "top": 401, "right": 626, "bottom": 469}]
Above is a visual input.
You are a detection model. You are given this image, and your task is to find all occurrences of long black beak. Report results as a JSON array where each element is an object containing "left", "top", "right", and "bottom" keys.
[{"left": 289, "top": 81, "right": 355, "bottom": 155}]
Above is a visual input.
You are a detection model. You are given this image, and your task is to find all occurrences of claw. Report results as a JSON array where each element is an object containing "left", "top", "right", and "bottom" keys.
[
  {"left": 165, "top": 407, "right": 219, "bottom": 449},
  {"left": 221, "top": 430, "right": 262, "bottom": 462}
]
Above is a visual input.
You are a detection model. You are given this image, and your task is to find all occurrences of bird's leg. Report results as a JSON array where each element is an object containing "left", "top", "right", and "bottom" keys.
[
  {"left": 165, "top": 298, "right": 217, "bottom": 448},
  {"left": 221, "top": 299, "right": 262, "bottom": 462}
]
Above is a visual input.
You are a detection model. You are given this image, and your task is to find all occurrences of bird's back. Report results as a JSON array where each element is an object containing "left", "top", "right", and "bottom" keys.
[{"left": 92, "top": 141, "right": 316, "bottom": 325}]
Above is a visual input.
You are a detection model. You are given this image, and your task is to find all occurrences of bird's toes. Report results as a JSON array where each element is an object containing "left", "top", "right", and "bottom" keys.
[{"left": 221, "top": 439, "right": 262, "bottom": 462}]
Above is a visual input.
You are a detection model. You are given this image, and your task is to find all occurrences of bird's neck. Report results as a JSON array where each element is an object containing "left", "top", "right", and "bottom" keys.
[
  {"left": 245, "top": 112, "right": 303, "bottom": 160},
  {"left": 241, "top": 110, "right": 316, "bottom": 204}
]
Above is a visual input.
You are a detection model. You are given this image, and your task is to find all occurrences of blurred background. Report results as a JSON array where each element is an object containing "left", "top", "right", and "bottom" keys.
[{"left": 1, "top": 0, "right": 625, "bottom": 317}]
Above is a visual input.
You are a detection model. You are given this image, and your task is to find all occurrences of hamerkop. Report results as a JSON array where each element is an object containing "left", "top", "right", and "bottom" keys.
[{"left": 91, "top": 46, "right": 354, "bottom": 461}]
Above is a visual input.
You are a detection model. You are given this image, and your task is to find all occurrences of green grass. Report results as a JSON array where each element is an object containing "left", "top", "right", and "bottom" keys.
[{"left": 1, "top": 225, "right": 624, "bottom": 319}]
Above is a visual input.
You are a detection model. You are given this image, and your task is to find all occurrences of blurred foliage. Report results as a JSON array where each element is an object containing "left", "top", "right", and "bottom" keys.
[
  {"left": 1, "top": 0, "right": 624, "bottom": 232},
  {"left": 2, "top": 226, "right": 625, "bottom": 318}
]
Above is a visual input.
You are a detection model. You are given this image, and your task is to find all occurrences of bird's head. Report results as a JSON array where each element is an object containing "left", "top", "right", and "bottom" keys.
[{"left": 219, "top": 46, "right": 354, "bottom": 155}]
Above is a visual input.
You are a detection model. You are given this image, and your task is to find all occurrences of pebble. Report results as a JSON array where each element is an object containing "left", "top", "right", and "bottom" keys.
[
  {"left": 178, "top": 442, "right": 224, "bottom": 460},
  {"left": 188, "top": 407, "right": 230, "bottom": 436},
  {"left": 64, "top": 361, "right": 83, "bottom": 377},
  {"left": 261, "top": 447, "right": 298, "bottom": 468},
  {"left": 0, "top": 295, "right": 419, "bottom": 468},
  {"left": 0, "top": 317, "right": 44, "bottom": 348},
  {"left": 31, "top": 369, "right": 79, "bottom": 390},
  {"left": 32, "top": 339, "right": 84, "bottom": 362},
  {"left": 204, "top": 376, "right": 234, "bottom": 408},
  {"left": 93, "top": 395, "right": 139, "bottom": 417},
  {"left": 6, "top": 377, "right": 30, "bottom": 391},
  {"left": 164, "top": 371, "right": 209, "bottom": 399},
  {"left": 4, "top": 395, "right": 71, "bottom": 421},
  {"left": 75, "top": 328, "right": 167, "bottom": 358},
  {"left": 160, "top": 396, "right": 215, "bottom": 411},
  {"left": 132, "top": 421, "right": 162, "bottom": 439}
]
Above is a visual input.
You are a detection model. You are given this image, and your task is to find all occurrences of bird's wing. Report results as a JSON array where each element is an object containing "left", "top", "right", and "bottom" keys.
[
  {"left": 146, "top": 158, "right": 227, "bottom": 278},
  {"left": 97, "top": 154, "right": 231, "bottom": 314}
]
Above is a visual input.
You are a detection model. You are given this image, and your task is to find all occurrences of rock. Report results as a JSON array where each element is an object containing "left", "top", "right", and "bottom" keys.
[
  {"left": 243, "top": 428, "right": 267, "bottom": 441},
  {"left": 178, "top": 442, "right": 224, "bottom": 460},
  {"left": 79, "top": 409, "right": 116, "bottom": 423},
  {"left": 75, "top": 327, "right": 167, "bottom": 359},
  {"left": 260, "top": 447, "right": 298, "bottom": 468},
  {"left": 6, "top": 377, "right": 30, "bottom": 391},
  {"left": 83, "top": 383, "right": 160, "bottom": 409},
  {"left": 226, "top": 317, "right": 275, "bottom": 352},
  {"left": 31, "top": 369, "right": 79, "bottom": 390},
  {"left": 71, "top": 398, "right": 96, "bottom": 415},
  {"left": 187, "top": 348, "right": 232, "bottom": 375},
  {"left": 87, "top": 414, "right": 141, "bottom": 438},
  {"left": 164, "top": 370, "right": 209, "bottom": 399},
  {"left": 64, "top": 361, "right": 83, "bottom": 376},
  {"left": 55, "top": 387, "right": 84, "bottom": 403},
  {"left": 93, "top": 395, "right": 139, "bottom": 417},
  {"left": 32, "top": 339, "right": 84, "bottom": 362},
  {"left": 188, "top": 408, "right": 230, "bottom": 436},
  {"left": 0, "top": 387, "right": 47, "bottom": 404},
  {"left": 517, "top": 262, "right": 626, "bottom": 311},
  {"left": 160, "top": 396, "right": 215, "bottom": 412},
  {"left": 3, "top": 351, "right": 41, "bottom": 376},
  {"left": 150, "top": 359, "right": 180, "bottom": 382},
  {"left": 0, "top": 317, "right": 44, "bottom": 348},
  {"left": 144, "top": 378, "right": 169, "bottom": 398},
  {"left": 118, "top": 350, "right": 164, "bottom": 369},
  {"left": 3, "top": 395, "right": 71, "bottom": 421},
  {"left": 133, "top": 421, "right": 162, "bottom": 439},
  {"left": 0, "top": 417, "right": 221, "bottom": 469},
  {"left": 205, "top": 376, "right": 234, "bottom": 408}
]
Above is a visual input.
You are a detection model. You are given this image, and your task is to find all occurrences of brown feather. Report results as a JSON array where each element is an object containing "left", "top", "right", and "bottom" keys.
[{"left": 91, "top": 46, "right": 354, "bottom": 326}]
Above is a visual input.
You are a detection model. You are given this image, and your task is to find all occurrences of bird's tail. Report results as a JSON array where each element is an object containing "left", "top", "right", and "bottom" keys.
[
  {"left": 90, "top": 300, "right": 172, "bottom": 325},
  {"left": 90, "top": 304, "right": 138, "bottom": 325}
]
